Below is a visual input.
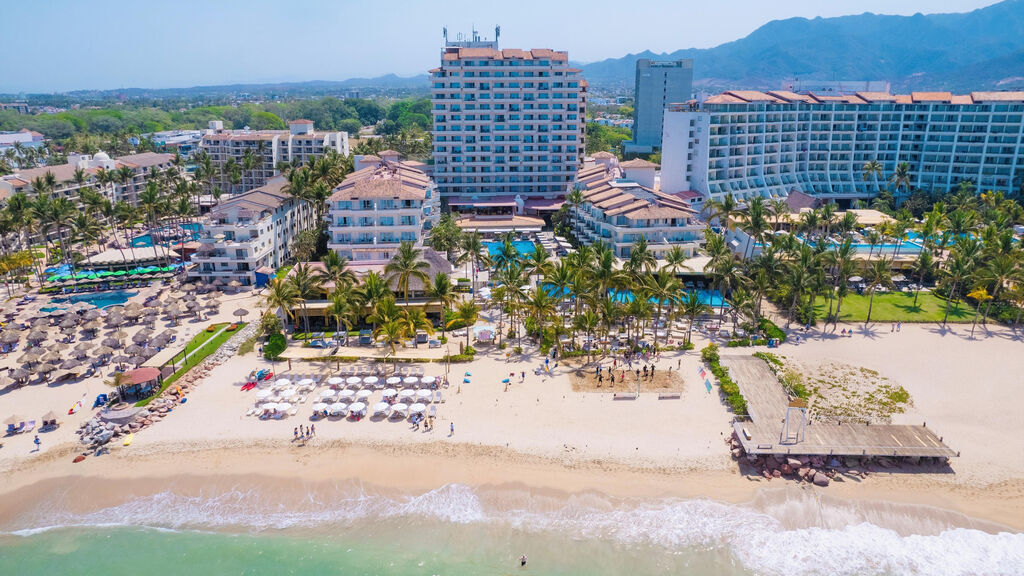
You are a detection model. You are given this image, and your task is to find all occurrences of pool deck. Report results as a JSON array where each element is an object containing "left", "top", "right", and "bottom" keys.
[{"left": 722, "top": 356, "right": 957, "bottom": 459}]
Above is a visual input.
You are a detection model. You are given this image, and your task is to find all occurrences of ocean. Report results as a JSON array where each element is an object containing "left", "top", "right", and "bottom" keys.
[{"left": 1, "top": 483, "right": 1021, "bottom": 575}]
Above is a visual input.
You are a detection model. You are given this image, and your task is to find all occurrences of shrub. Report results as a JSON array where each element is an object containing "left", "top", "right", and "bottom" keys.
[
  {"left": 726, "top": 338, "right": 751, "bottom": 348},
  {"left": 780, "top": 368, "right": 809, "bottom": 399},
  {"left": 463, "top": 346, "right": 477, "bottom": 356},
  {"left": 264, "top": 333, "right": 287, "bottom": 360},
  {"left": 237, "top": 335, "right": 258, "bottom": 356},
  {"left": 758, "top": 317, "right": 786, "bottom": 342},
  {"left": 260, "top": 312, "right": 283, "bottom": 337},
  {"left": 498, "top": 342, "right": 507, "bottom": 350},
  {"left": 700, "top": 343, "right": 747, "bottom": 416},
  {"left": 753, "top": 351, "right": 783, "bottom": 367},
  {"left": 514, "top": 346, "right": 523, "bottom": 354}
]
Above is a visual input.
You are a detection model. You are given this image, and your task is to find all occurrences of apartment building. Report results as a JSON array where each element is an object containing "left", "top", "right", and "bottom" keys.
[
  {"left": 199, "top": 119, "right": 350, "bottom": 194},
  {"left": 569, "top": 157, "right": 704, "bottom": 259},
  {"left": 0, "top": 128, "right": 45, "bottom": 151},
  {"left": 661, "top": 90, "right": 1024, "bottom": 204},
  {"left": 0, "top": 151, "right": 174, "bottom": 206},
  {"left": 624, "top": 59, "right": 693, "bottom": 154},
  {"left": 327, "top": 153, "right": 439, "bottom": 262},
  {"left": 191, "top": 176, "right": 314, "bottom": 286},
  {"left": 430, "top": 36, "right": 586, "bottom": 213}
]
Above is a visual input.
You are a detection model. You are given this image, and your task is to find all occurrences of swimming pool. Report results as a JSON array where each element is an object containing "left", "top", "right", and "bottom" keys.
[
  {"left": 132, "top": 223, "right": 201, "bottom": 248},
  {"left": 609, "top": 289, "right": 729, "bottom": 308},
  {"left": 485, "top": 240, "right": 539, "bottom": 259},
  {"left": 49, "top": 290, "right": 139, "bottom": 309}
]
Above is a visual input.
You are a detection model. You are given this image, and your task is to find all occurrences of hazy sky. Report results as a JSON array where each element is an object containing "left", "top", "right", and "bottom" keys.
[{"left": 1, "top": 0, "right": 1003, "bottom": 93}]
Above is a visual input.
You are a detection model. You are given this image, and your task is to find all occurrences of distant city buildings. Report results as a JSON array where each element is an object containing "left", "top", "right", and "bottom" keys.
[
  {"left": 0, "top": 102, "right": 29, "bottom": 114},
  {"left": 327, "top": 151, "right": 439, "bottom": 262},
  {"left": 661, "top": 90, "right": 1024, "bottom": 203},
  {"left": 430, "top": 31, "right": 586, "bottom": 215},
  {"left": 569, "top": 154, "right": 704, "bottom": 259},
  {"left": 0, "top": 151, "right": 174, "bottom": 207},
  {"left": 191, "top": 176, "right": 314, "bottom": 286},
  {"left": 199, "top": 119, "right": 350, "bottom": 194},
  {"left": 144, "top": 129, "right": 204, "bottom": 159},
  {"left": 624, "top": 59, "right": 693, "bottom": 154}
]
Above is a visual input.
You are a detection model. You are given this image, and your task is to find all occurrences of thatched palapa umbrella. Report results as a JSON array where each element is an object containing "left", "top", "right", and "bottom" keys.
[
  {"left": 27, "top": 330, "right": 48, "bottom": 343},
  {"left": 233, "top": 308, "right": 249, "bottom": 322},
  {"left": 94, "top": 345, "right": 114, "bottom": 356},
  {"left": 124, "top": 344, "right": 144, "bottom": 356},
  {"left": 10, "top": 368, "right": 30, "bottom": 381},
  {"left": 83, "top": 309, "right": 102, "bottom": 320},
  {"left": 1, "top": 331, "right": 21, "bottom": 344},
  {"left": 101, "top": 337, "right": 122, "bottom": 349}
]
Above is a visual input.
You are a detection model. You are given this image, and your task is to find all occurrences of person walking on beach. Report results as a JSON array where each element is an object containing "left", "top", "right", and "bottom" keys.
[
  {"left": 897, "top": 321, "right": 902, "bottom": 332},
  {"left": 650, "top": 366, "right": 655, "bottom": 380},
  {"left": 293, "top": 427, "right": 299, "bottom": 441},
  {"left": 520, "top": 554, "right": 528, "bottom": 567},
  {"left": 33, "top": 435, "right": 40, "bottom": 452},
  {"left": 311, "top": 423, "right": 316, "bottom": 437},
  {"left": 450, "top": 422, "right": 455, "bottom": 436},
  {"left": 677, "top": 358, "right": 681, "bottom": 370}
]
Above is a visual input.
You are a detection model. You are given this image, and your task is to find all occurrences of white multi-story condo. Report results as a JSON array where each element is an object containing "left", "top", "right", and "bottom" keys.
[
  {"left": 199, "top": 119, "right": 350, "bottom": 194},
  {"left": 327, "top": 152, "right": 439, "bottom": 262},
  {"left": 191, "top": 176, "right": 314, "bottom": 286},
  {"left": 661, "top": 90, "right": 1024, "bottom": 203},
  {"left": 0, "top": 151, "right": 174, "bottom": 207},
  {"left": 570, "top": 156, "right": 704, "bottom": 259},
  {"left": 430, "top": 33, "right": 586, "bottom": 214}
]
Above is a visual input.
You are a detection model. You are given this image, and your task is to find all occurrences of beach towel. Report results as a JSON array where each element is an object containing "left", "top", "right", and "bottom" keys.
[{"left": 68, "top": 400, "right": 83, "bottom": 415}]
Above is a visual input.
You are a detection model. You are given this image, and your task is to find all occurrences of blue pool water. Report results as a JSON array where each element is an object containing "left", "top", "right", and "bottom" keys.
[
  {"left": 609, "top": 289, "right": 729, "bottom": 308},
  {"left": 49, "top": 291, "right": 138, "bottom": 309},
  {"left": 485, "top": 240, "right": 538, "bottom": 258},
  {"left": 132, "top": 223, "right": 201, "bottom": 248}
]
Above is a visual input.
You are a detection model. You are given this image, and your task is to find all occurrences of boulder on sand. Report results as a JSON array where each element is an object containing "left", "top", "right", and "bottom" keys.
[
  {"left": 73, "top": 455, "right": 86, "bottom": 463},
  {"left": 813, "top": 473, "right": 831, "bottom": 487},
  {"left": 797, "top": 467, "right": 810, "bottom": 479},
  {"left": 780, "top": 463, "right": 793, "bottom": 475},
  {"left": 787, "top": 457, "right": 802, "bottom": 469}
]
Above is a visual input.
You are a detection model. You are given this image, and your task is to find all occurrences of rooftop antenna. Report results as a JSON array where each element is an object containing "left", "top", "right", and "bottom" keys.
[
  {"left": 495, "top": 25, "right": 501, "bottom": 46},
  {"left": 472, "top": 24, "right": 478, "bottom": 42},
  {"left": 443, "top": 26, "right": 448, "bottom": 43}
]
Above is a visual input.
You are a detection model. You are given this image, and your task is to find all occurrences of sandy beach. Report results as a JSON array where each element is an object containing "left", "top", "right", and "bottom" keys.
[{"left": 2, "top": 302, "right": 1024, "bottom": 534}]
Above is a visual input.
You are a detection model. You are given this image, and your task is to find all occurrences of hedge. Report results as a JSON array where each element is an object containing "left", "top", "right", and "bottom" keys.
[
  {"left": 701, "top": 343, "right": 748, "bottom": 415},
  {"left": 758, "top": 317, "right": 786, "bottom": 342}
]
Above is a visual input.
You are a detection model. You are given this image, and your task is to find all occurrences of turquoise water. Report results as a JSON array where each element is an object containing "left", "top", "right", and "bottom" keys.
[
  {"left": 1, "top": 484, "right": 1021, "bottom": 575},
  {"left": 486, "top": 240, "right": 538, "bottom": 258},
  {"left": 609, "top": 289, "right": 729, "bottom": 308},
  {"left": 49, "top": 290, "right": 138, "bottom": 309},
  {"left": 132, "top": 223, "right": 201, "bottom": 248}
]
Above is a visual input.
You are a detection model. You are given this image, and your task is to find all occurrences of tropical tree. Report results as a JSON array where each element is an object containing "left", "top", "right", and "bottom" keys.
[
  {"left": 385, "top": 241, "right": 430, "bottom": 305},
  {"left": 448, "top": 300, "right": 480, "bottom": 350},
  {"left": 286, "top": 262, "right": 325, "bottom": 339},
  {"left": 863, "top": 258, "right": 893, "bottom": 325},
  {"left": 426, "top": 272, "right": 458, "bottom": 338},
  {"left": 680, "top": 291, "right": 711, "bottom": 347}
]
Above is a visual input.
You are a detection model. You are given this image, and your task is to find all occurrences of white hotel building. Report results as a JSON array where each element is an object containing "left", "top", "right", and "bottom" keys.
[
  {"left": 661, "top": 90, "right": 1024, "bottom": 203},
  {"left": 191, "top": 176, "right": 314, "bottom": 286},
  {"left": 327, "top": 152, "right": 439, "bottom": 262},
  {"left": 570, "top": 156, "right": 704, "bottom": 259},
  {"left": 430, "top": 36, "right": 586, "bottom": 214},
  {"left": 199, "top": 119, "right": 350, "bottom": 194}
]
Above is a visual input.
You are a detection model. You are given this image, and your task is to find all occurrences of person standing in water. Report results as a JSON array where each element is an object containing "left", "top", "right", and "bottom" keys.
[{"left": 520, "top": 554, "right": 527, "bottom": 567}]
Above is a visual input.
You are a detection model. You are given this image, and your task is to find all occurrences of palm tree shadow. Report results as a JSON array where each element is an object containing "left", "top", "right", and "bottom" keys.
[{"left": 854, "top": 324, "right": 882, "bottom": 339}]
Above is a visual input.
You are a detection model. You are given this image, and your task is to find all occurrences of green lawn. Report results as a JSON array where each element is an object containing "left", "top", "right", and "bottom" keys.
[
  {"left": 136, "top": 323, "right": 245, "bottom": 406},
  {"left": 275, "top": 265, "right": 292, "bottom": 280},
  {"left": 813, "top": 291, "right": 974, "bottom": 323}
]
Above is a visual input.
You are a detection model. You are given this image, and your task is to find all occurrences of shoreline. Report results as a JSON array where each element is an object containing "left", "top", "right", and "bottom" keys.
[{"left": 2, "top": 438, "right": 1022, "bottom": 534}]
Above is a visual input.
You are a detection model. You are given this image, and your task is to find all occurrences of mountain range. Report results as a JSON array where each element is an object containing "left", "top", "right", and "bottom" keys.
[{"left": 578, "top": 0, "right": 1024, "bottom": 93}]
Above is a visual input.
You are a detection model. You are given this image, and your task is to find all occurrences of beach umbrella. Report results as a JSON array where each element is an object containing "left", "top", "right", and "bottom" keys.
[
  {"left": 83, "top": 309, "right": 102, "bottom": 320},
  {"left": 40, "top": 350, "right": 61, "bottom": 364},
  {"left": 101, "top": 337, "right": 121, "bottom": 349},
  {"left": 61, "top": 326, "right": 78, "bottom": 336},
  {"left": 1, "top": 331, "right": 21, "bottom": 344},
  {"left": 206, "top": 299, "right": 220, "bottom": 309},
  {"left": 125, "top": 344, "right": 144, "bottom": 356},
  {"left": 228, "top": 280, "right": 241, "bottom": 288},
  {"left": 345, "top": 376, "right": 361, "bottom": 386},
  {"left": 416, "top": 389, "right": 433, "bottom": 400},
  {"left": 48, "top": 308, "right": 68, "bottom": 317},
  {"left": 274, "top": 378, "right": 291, "bottom": 388},
  {"left": 182, "top": 283, "right": 198, "bottom": 293},
  {"left": 338, "top": 389, "right": 355, "bottom": 400},
  {"left": 348, "top": 401, "right": 366, "bottom": 415},
  {"left": 297, "top": 378, "right": 315, "bottom": 388},
  {"left": 59, "top": 317, "right": 78, "bottom": 329},
  {"left": 31, "top": 318, "right": 50, "bottom": 328},
  {"left": 356, "top": 389, "right": 372, "bottom": 399},
  {"left": 312, "top": 402, "right": 329, "bottom": 412},
  {"left": 94, "top": 345, "right": 114, "bottom": 356},
  {"left": 848, "top": 276, "right": 863, "bottom": 283},
  {"left": 391, "top": 403, "right": 409, "bottom": 416},
  {"left": 132, "top": 330, "right": 153, "bottom": 344},
  {"left": 129, "top": 355, "right": 146, "bottom": 366},
  {"left": 59, "top": 358, "right": 81, "bottom": 370},
  {"left": 105, "top": 314, "right": 126, "bottom": 327},
  {"left": 111, "top": 329, "right": 129, "bottom": 341},
  {"left": 18, "top": 351, "right": 41, "bottom": 365},
  {"left": 27, "top": 330, "right": 48, "bottom": 343},
  {"left": 72, "top": 347, "right": 91, "bottom": 359},
  {"left": 233, "top": 308, "right": 249, "bottom": 321},
  {"left": 279, "top": 388, "right": 297, "bottom": 399},
  {"left": 10, "top": 368, "right": 30, "bottom": 381},
  {"left": 326, "top": 376, "right": 344, "bottom": 387},
  {"left": 403, "top": 376, "right": 418, "bottom": 386},
  {"left": 144, "top": 297, "right": 162, "bottom": 308},
  {"left": 385, "top": 376, "right": 401, "bottom": 386},
  {"left": 261, "top": 402, "right": 279, "bottom": 412},
  {"left": 84, "top": 319, "right": 104, "bottom": 331},
  {"left": 363, "top": 376, "right": 379, "bottom": 386},
  {"left": 328, "top": 402, "right": 347, "bottom": 416},
  {"left": 421, "top": 376, "right": 436, "bottom": 385},
  {"left": 382, "top": 389, "right": 398, "bottom": 398},
  {"left": 398, "top": 389, "right": 415, "bottom": 401},
  {"left": 75, "top": 341, "right": 93, "bottom": 352},
  {"left": 33, "top": 363, "right": 56, "bottom": 374},
  {"left": 4, "top": 414, "right": 24, "bottom": 426},
  {"left": 111, "top": 354, "right": 130, "bottom": 364},
  {"left": 256, "top": 389, "right": 273, "bottom": 400},
  {"left": 124, "top": 308, "right": 143, "bottom": 319},
  {"left": 372, "top": 402, "right": 391, "bottom": 416},
  {"left": 206, "top": 290, "right": 224, "bottom": 300},
  {"left": 409, "top": 403, "right": 426, "bottom": 414},
  {"left": 211, "top": 278, "right": 225, "bottom": 287},
  {"left": 107, "top": 305, "right": 125, "bottom": 315},
  {"left": 143, "top": 307, "right": 159, "bottom": 316}
]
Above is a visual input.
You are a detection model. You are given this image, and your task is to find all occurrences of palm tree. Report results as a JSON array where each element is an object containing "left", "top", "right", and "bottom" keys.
[
  {"left": 889, "top": 162, "right": 912, "bottom": 196},
  {"left": 264, "top": 278, "right": 301, "bottom": 331},
  {"left": 357, "top": 271, "right": 392, "bottom": 328},
  {"left": 572, "top": 309, "right": 601, "bottom": 363},
  {"left": 375, "top": 319, "right": 408, "bottom": 363},
  {"left": 863, "top": 258, "right": 893, "bottom": 325},
  {"left": 426, "top": 272, "right": 457, "bottom": 338},
  {"left": 708, "top": 192, "right": 739, "bottom": 230},
  {"left": 320, "top": 251, "right": 357, "bottom": 290},
  {"left": 385, "top": 241, "right": 430, "bottom": 305},
  {"left": 966, "top": 288, "right": 992, "bottom": 338},
  {"left": 910, "top": 250, "right": 935, "bottom": 308},
  {"left": 940, "top": 252, "right": 974, "bottom": 326},
  {"left": 767, "top": 198, "right": 790, "bottom": 232},
  {"left": 741, "top": 196, "right": 770, "bottom": 258},
  {"left": 448, "top": 300, "right": 480, "bottom": 350},
  {"left": 626, "top": 236, "right": 657, "bottom": 276},
  {"left": 663, "top": 245, "right": 690, "bottom": 275},
  {"left": 978, "top": 253, "right": 1021, "bottom": 327},
  {"left": 523, "top": 243, "right": 553, "bottom": 283},
  {"left": 680, "top": 291, "right": 711, "bottom": 347},
  {"left": 644, "top": 272, "right": 679, "bottom": 348},
  {"left": 862, "top": 159, "right": 883, "bottom": 193},
  {"left": 327, "top": 289, "right": 357, "bottom": 340},
  {"left": 401, "top": 307, "right": 434, "bottom": 347},
  {"left": 286, "top": 262, "right": 325, "bottom": 339}
]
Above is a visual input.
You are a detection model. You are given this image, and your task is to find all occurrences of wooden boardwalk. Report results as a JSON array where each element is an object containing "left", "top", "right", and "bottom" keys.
[{"left": 722, "top": 356, "right": 957, "bottom": 459}]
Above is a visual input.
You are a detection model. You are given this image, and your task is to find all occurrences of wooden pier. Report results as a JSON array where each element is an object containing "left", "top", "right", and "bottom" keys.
[{"left": 722, "top": 356, "right": 957, "bottom": 459}]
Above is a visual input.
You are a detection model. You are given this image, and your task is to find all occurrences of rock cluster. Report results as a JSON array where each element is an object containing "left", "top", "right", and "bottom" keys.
[{"left": 76, "top": 323, "right": 260, "bottom": 449}]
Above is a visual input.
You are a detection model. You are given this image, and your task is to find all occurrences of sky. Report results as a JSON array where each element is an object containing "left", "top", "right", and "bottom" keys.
[{"left": 0, "top": 0, "right": 1004, "bottom": 93}]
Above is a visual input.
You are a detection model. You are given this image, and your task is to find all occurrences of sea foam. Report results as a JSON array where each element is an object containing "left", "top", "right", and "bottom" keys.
[{"left": 5, "top": 483, "right": 1022, "bottom": 576}]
